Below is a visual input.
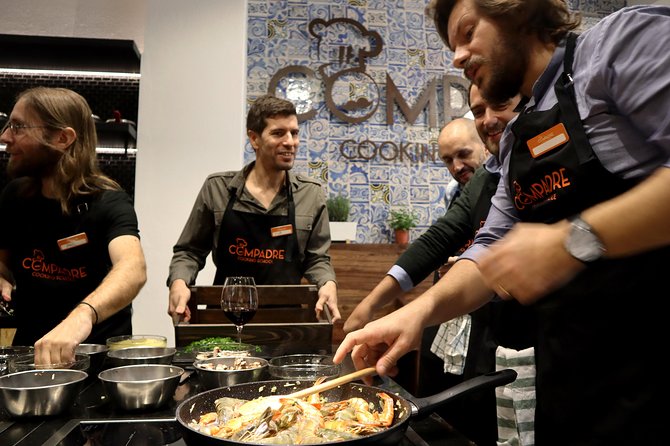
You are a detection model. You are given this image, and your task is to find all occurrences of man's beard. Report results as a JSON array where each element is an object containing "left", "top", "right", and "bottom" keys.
[
  {"left": 483, "top": 121, "right": 506, "bottom": 155},
  {"left": 484, "top": 138, "right": 498, "bottom": 155},
  {"left": 7, "top": 145, "right": 62, "bottom": 179},
  {"left": 481, "top": 31, "right": 527, "bottom": 104}
]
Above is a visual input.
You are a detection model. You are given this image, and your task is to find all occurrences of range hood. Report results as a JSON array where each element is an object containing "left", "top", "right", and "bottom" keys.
[{"left": 0, "top": 34, "right": 140, "bottom": 74}]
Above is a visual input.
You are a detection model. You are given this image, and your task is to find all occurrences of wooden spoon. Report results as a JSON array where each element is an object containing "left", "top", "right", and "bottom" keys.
[{"left": 286, "top": 367, "right": 377, "bottom": 399}]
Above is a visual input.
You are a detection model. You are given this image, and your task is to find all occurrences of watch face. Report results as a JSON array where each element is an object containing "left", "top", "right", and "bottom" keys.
[{"left": 567, "top": 223, "right": 604, "bottom": 262}]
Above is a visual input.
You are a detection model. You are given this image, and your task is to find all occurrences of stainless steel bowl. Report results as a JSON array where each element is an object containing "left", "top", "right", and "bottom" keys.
[
  {"left": 76, "top": 344, "right": 109, "bottom": 374},
  {"left": 106, "top": 346, "right": 176, "bottom": 367},
  {"left": 0, "top": 369, "right": 88, "bottom": 417},
  {"left": 0, "top": 346, "right": 33, "bottom": 376},
  {"left": 98, "top": 364, "right": 184, "bottom": 411},
  {"left": 268, "top": 354, "right": 340, "bottom": 380},
  {"left": 193, "top": 356, "right": 268, "bottom": 390},
  {"left": 8, "top": 352, "right": 90, "bottom": 374}
]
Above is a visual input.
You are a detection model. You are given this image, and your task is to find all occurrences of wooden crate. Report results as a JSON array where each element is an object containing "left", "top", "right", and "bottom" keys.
[{"left": 174, "top": 284, "right": 333, "bottom": 355}]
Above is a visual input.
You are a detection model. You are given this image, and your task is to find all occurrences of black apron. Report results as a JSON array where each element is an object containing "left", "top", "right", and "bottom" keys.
[
  {"left": 508, "top": 34, "right": 665, "bottom": 445},
  {"left": 213, "top": 174, "right": 302, "bottom": 286},
  {"left": 11, "top": 194, "right": 132, "bottom": 346}
]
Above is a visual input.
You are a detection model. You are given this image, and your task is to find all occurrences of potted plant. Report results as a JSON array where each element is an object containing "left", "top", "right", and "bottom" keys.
[
  {"left": 388, "top": 208, "right": 419, "bottom": 244},
  {"left": 326, "top": 194, "right": 357, "bottom": 242}
]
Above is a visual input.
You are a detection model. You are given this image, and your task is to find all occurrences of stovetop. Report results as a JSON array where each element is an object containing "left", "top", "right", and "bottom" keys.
[
  {"left": 46, "top": 413, "right": 465, "bottom": 446},
  {"left": 49, "top": 419, "right": 184, "bottom": 446},
  {"left": 1, "top": 365, "right": 471, "bottom": 446}
]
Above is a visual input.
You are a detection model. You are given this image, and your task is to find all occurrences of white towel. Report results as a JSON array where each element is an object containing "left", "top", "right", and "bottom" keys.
[
  {"left": 429, "top": 314, "right": 471, "bottom": 375},
  {"left": 495, "top": 346, "right": 536, "bottom": 446}
]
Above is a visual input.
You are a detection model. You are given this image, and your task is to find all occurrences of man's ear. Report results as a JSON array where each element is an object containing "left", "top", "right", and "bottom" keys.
[
  {"left": 53, "top": 127, "right": 77, "bottom": 151},
  {"left": 248, "top": 129, "right": 259, "bottom": 150}
]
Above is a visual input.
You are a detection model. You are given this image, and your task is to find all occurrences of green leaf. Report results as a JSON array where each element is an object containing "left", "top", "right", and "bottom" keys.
[
  {"left": 326, "top": 194, "right": 351, "bottom": 222},
  {"left": 388, "top": 208, "right": 419, "bottom": 230},
  {"left": 183, "top": 337, "right": 260, "bottom": 353}
]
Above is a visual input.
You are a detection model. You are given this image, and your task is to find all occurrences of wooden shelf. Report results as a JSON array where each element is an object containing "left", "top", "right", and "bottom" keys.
[
  {"left": 0, "top": 34, "right": 140, "bottom": 73},
  {"left": 329, "top": 243, "right": 432, "bottom": 344},
  {"left": 95, "top": 121, "right": 137, "bottom": 152},
  {"left": 0, "top": 117, "right": 137, "bottom": 152}
]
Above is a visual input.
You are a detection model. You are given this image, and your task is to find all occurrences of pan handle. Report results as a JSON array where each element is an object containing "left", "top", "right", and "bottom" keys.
[{"left": 409, "top": 368, "right": 518, "bottom": 417}]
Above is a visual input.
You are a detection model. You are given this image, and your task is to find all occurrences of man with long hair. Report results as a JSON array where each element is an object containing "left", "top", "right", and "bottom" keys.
[
  {"left": 0, "top": 87, "right": 146, "bottom": 366},
  {"left": 336, "top": 2, "right": 669, "bottom": 444}
]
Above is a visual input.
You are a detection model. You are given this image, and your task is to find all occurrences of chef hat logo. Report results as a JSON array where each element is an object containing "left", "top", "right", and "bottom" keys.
[
  {"left": 308, "top": 17, "right": 383, "bottom": 78},
  {"left": 33, "top": 249, "right": 45, "bottom": 261},
  {"left": 306, "top": 18, "right": 384, "bottom": 122}
]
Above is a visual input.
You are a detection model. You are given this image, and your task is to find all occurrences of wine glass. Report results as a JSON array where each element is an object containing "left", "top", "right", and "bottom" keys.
[{"left": 220, "top": 276, "right": 259, "bottom": 344}]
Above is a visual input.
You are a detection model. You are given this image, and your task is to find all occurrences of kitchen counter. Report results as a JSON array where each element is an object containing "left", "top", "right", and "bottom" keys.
[{"left": 0, "top": 353, "right": 474, "bottom": 446}]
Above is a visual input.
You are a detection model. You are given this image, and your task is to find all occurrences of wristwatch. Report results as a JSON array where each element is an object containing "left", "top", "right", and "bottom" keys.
[{"left": 564, "top": 215, "right": 605, "bottom": 263}]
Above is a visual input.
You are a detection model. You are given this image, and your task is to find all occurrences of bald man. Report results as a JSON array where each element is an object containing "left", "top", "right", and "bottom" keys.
[
  {"left": 344, "top": 113, "right": 495, "bottom": 336},
  {"left": 438, "top": 118, "right": 489, "bottom": 209},
  {"left": 344, "top": 112, "right": 499, "bottom": 335}
]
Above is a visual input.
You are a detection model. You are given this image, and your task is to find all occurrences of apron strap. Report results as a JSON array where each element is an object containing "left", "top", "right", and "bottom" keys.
[
  {"left": 555, "top": 32, "right": 592, "bottom": 166},
  {"left": 225, "top": 187, "right": 238, "bottom": 213},
  {"left": 213, "top": 186, "right": 240, "bottom": 285},
  {"left": 284, "top": 174, "right": 296, "bottom": 263},
  {"left": 561, "top": 33, "right": 577, "bottom": 85}
]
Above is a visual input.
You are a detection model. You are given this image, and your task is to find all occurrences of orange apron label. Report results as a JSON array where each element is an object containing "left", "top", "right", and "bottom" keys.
[
  {"left": 270, "top": 224, "right": 293, "bottom": 238},
  {"left": 57, "top": 232, "right": 89, "bottom": 251},
  {"left": 526, "top": 123, "right": 569, "bottom": 158}
]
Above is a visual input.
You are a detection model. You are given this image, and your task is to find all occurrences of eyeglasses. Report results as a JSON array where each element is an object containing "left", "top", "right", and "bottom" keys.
[{"left": 1, "top": 121, "right": 52, "bottom": 135}]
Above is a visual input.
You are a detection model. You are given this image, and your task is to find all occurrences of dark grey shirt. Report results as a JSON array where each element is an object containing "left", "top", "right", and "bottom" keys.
[{"left": 168, "top": 162, "right": 336, "bottom": 289}]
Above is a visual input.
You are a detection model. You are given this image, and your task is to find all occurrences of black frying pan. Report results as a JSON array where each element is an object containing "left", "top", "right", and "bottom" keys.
[{"left": 176, "top": 369, "right": 517, "bottom": 445}]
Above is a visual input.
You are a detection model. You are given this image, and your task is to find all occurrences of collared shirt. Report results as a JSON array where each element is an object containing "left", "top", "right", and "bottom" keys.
[
  {"left": 168, "top": 162, "right": 336, "bottom": 289},
  {"left": 444, "top": 178, "right": 461, "bottom": 209},
  {"left": 390, "top": 155, "right": 502, "bottom": 291},
  {"left": 462, "top": 5, "right": 670, "bottom": 264}
]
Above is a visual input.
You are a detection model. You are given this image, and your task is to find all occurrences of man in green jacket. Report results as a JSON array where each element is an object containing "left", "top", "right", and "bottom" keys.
[
  {"left": 343, "top": 84, "right": 528, "bottom": 445},
  {"left": 168, "top": 95, "right": 340, "bottom": 324}
]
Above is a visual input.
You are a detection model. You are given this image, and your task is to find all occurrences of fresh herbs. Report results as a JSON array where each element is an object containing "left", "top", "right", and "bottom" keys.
[
  {"left": 183, "top": 337, "right": 260, "bottom": 353},
  {"left": 326, "top": 195, "right": 351, "bottom": 222}
]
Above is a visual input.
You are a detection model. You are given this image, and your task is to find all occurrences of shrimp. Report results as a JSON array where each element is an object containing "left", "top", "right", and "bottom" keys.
[
  {"left": 306, "top": 376, "right": 328, "bottom": 406},
  {"left": 190, "top": 388, "right": 395, "bottom": 443},
  {"left": 321, "top": 392, "right": 395, "bottom": 435},
  {"left": 376, "top": 392, "right": 395, "bottom": 427}
]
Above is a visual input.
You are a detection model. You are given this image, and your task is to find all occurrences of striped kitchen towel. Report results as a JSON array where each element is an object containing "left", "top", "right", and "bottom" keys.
[
  {"left": 496, "top": 346, "right": 536, "bottom": 446},
  {"left": 429, "top": 314, "right": 471, "bottom": 375}
]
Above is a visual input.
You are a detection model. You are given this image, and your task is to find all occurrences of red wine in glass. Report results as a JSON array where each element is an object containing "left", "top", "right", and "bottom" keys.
[
  {"left": 222, "top": 308, "right": 257, "bottom": 326},
  {"left": 221, "top": 276, "right": 259, "bottom": 343}
]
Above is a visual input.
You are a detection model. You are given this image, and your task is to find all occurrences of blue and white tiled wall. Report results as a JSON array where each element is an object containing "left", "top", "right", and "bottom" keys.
[{"left": 244, "top": 0, "right": 627, "bottom": 243}]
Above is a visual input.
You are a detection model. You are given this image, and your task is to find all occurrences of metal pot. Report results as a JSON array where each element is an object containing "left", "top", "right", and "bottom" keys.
[{"left": 176, "top": 369, "right": 517, "bottom": 445}]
